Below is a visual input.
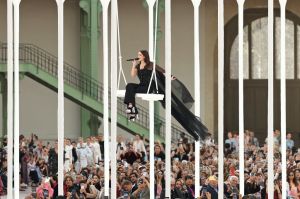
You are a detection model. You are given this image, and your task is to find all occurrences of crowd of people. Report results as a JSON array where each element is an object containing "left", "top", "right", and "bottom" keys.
[{"left": 0, "top": 130, "right": 299, "bottom": 198}]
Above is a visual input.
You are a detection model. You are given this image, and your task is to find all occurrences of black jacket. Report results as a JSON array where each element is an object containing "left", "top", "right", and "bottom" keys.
[
  {"left": 171, "top": 188, "right": 185, "bottom": 199},
  {"left": 244, "top": 181, "right": 260, "bottom": 195},
  {"left": 206, "top": 185, "right": 218, "bottom": 199}
]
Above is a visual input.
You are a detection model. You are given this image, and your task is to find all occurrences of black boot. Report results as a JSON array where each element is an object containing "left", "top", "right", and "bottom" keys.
[{"left": 128, "top": 106, "right": 139, "bottom": 121}]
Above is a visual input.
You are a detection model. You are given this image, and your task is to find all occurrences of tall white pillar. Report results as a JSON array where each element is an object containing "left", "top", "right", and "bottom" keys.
[
  {"left": 6, "top": 0, "right": 13, "bottom": 198},
  {"left": 13, "top": 0, "right": 21, "bottom": 197},
  {"left": 99, "top": 0, "right": 111, "bottom": 197},
  {"left": 267, "top": 0, "right": 274, "bottom": 198},
  {"left": 217, "top": 0, "right": 224, "bottom": 198},
  {"left": 191, "top": 0, "right": 202, "bottom": 197},
  {"left": 237, "top": 0, "right": 245, "bottom": 195},
  {"left": 110, "top": 0, "right": 118, "bottom": 198},
  {"left": 56, "top": 0, "right": 65, "bottom": 195},
  {"left": 164, "top": 0, "right": 171, "bottom": 197},
  {"left": 279, "top": 0, "right": 287, "bottom": 198}
]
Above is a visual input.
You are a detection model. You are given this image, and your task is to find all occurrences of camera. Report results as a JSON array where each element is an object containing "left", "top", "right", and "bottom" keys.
[
  {"left": 201, "top": 187, "right": 207, "bottom": 199},
  {"left": 43, "top": 189, "right": 49, "bottom": 198},
  {"left": 71, "top": 188, "right": 77, "bottom": 199},
  {"left": 138, "top": 178, "right": 143, "bottom": 185},
  {"left": 122, "top": 191, "right": 129, "bottom": 199}
]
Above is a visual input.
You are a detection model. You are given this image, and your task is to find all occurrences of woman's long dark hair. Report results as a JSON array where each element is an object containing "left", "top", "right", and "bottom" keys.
[{"left": 139, "top": 50, "right": 151, "bottom": 67}]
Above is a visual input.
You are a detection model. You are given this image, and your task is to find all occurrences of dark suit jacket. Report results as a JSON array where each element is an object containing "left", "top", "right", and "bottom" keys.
[
  {"left": 207, "top": 185, "right": 218, "bottom": 199},
  {"left": 171, "top": 188, "right": 185, "bottom": 199}
]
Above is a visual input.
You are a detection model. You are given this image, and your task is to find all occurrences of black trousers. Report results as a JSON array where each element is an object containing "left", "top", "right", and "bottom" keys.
[
  {"left": 29, "top": 170, "right": 39, "bottom": 184},
  {"left": 124, "top": 83, "right": 150, "bottom": 106}
]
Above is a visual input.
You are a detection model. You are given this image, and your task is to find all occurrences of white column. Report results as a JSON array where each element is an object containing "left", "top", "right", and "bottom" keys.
[
  {"left": 279, "top": 0, "right": 287, "bottom": 198},
  {"left": 237, "top": 0, "right": 245, "bottom": 195},
  {"left": 100, "top": 0, "right": 111, "bottom": 197},
  {"left": 149, "top": 100, "right": 155, "bottom": 199},
  {"left": 217, "top": 0, "right": 224, "bottom": 198},
  {"left": 191, "top": 0, "right": 201, "bottom": 197},
  {"left": 111, "top": 0, "right": 118, "bottom": 198},
  {"left": 56, "top": 0, "right": 65, "bottom": 195},
  {"left": 164, "top": 0, "right": 171, "bottom": 198},
  {"left": 13, "top": 0, "right": 21, "bottom": 197},
  {"left": 146, "top": 0, "right": 156, "bottom": 60},
  {"left": 146, "top": 1, "right": 156, "bottom": 198},
  {"left": 267, "top": 0, "right": 274, "bottom": 198},
  {"left": 6, "top": 0, "right": 13, "bottom": 198}
]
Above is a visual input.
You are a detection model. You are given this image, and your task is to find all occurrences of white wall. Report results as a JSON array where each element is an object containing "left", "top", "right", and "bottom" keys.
[{"left": 19, "top": 77, "right": 81, "bottom": 139}]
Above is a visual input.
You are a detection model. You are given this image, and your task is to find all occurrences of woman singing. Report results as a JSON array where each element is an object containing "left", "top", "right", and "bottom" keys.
[
  {"left": 124, "top": 50, "right": 210, "bottom": 141},
  {"left": 124, "top": 50, "right": 155, "bottom": 121}
]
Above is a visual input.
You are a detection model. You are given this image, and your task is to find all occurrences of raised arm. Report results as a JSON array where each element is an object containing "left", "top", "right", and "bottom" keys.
[{"left": 131, "top": 60, "right": 138, "bottom": 78}]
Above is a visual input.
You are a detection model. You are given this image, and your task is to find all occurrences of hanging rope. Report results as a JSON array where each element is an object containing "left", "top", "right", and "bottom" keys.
[
  {"left": 116, "top": 1, "right": 127, "bottom": 90},
  {"left": 116, "top": 0, "right": 161, "bottom": 97}
]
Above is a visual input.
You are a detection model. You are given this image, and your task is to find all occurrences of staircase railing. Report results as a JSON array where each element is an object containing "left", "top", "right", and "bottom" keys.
[{"left": 0, "top": 42, "right": 193, "bottom": 142}]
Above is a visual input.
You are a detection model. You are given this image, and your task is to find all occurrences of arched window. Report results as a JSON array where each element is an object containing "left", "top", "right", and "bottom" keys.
[
  {"left": 224, "top": 9, "right": 300, "bottom": 143},
  {"left": 230, "top": 16, "right": 300, "bottom": 79}
]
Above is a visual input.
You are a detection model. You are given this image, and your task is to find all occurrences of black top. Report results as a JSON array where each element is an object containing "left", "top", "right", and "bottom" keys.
[{"left": 136, "top": 63, "right": 154, "bottom": 87}]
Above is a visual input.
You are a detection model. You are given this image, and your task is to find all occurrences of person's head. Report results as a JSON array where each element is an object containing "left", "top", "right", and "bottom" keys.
[
  {"left": 90, "top": 137, "right": 95, "bottom": 143},
  {"left": 185, "top": 175, "right": 193, "bottom": 187},
  {"left": 135, "top": 134, "right": 141, "bottom": 141},
  {"left": 138, "top": 50, "right": 150, "bottom": 65},
  {"left": 295, "top": 169, "right": 300, "bottom": 179},
  {"left": 64, "top": 176, "right": 73, "bottom": 187},
  {"left": 137, "top": 177, "right": 148, "bottom": 190},
  {"left": 122, "top": 180, "right": 133, "bottom": 192},
  {"left": 92, "top": 175, "right": 100, "bottom": 184},
  {"left": 117, "top": 135, "right": 123, "bottom": 143},
  {"left": 71, "top": 141, "right": 76, "bottom": 148},
  {"left": 154, "top": 145, "right": 161, "bottom": 154},
  {"left": 288, "top": 171, "right": 295, "bottom": 182},
  {"left": 98, "top": 134, "right": 103, "bottom": 141},
  {"left": 127, "top": 143, "right": 134, "bottom": 152},
  {"left": 287, "top": 133, "right": 292, "bottom": 139},
  {"left": 229, "top": 176, "right": 238, "bottom": 187},
  {"left": 228, "top": 132, "right": 233, "bottom": 139},
  {"left": 130, "top": 173, "right": 138, "bottom": 183},
  {"left": 78, "top": 137, "right": 83, "bottom": 145},
  {"left": 175, "top": 179, "right": 183, "bottom": 189},
  {"left": 208, "top": 176, "right": 218, "bottom": 188},
  {"left": 97, "top": 167, "right": 104, "bottom": 178},
  {"left": 86, "top": 137, "right": 91, "bottom": 144}
]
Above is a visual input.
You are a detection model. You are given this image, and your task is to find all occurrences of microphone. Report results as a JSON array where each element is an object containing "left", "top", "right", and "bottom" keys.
[{"left": 126, "top": 58, "right": 139, "bottom": 61}]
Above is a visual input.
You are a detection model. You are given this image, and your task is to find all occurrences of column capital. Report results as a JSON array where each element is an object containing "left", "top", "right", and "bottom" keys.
[
  {"left": 191, "top": 0, "right": 201, "bottom": 7},
  {"left": 279, "top": 0, "right": 287, "bottom": 6}
]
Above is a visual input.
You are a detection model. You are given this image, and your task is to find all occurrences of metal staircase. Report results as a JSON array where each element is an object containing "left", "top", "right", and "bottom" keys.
[{"left": 0, "top": 42, "right": 193, "bottom": 142}]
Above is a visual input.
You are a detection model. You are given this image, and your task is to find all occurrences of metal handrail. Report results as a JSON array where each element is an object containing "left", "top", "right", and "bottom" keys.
[{"left": 0, "top": 42, "right": 193, "bottom": 142}]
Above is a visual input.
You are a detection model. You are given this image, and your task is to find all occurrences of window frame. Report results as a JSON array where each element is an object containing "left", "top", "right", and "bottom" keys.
[{"left": 225, "top": 9, "right": 300, "bottom": 81}]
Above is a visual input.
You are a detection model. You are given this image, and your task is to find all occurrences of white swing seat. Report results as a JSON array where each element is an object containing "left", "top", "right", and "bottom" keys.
[{"left": 117, "top": 90, "right": 164, "bottom": 101}]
